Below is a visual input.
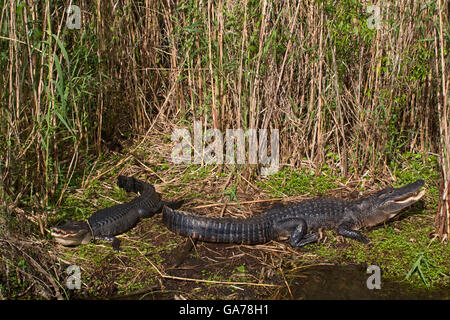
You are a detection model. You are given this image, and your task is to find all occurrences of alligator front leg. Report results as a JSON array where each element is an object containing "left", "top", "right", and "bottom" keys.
[
  {"left": 94, "top": 236, "right": 122, "bottom": 251},
  {"left": 337, "top": 223, "right": 370, "bottom": 244},
  {"left": 289, "top": 219, "right": 319, "bottom": 247}
]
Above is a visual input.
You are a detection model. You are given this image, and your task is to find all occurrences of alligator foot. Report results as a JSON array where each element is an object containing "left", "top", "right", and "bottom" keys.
[
  {"left": 172, "top": 238, "right": 197, "bottom": 267},
  {"left": 112, "top": 238, "right": 121, "bottom": 251},
  {"left": 291, "top": 233, "right": 319, "bottom": 247},
  {"left": 289, "top": 220, "right": 319, "bottom": 247},
  {"left": 94, "top": 235, "right": 122, "bottom": 251},
  {"left": 337, "top": 224, "right": 370, "bottom": 244}
]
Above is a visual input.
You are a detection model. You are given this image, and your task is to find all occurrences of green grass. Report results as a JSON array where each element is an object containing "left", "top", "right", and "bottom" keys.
[
  {"left": 309, "top": 222, "right": 449, "bottom": 288},
  {"left": 258, "top": 153, "right": 448, "bottom": 289},
  {"left": 50, "top": 177, "right": 129, "bottom": 226},
  {"left": 61, "top": 150, "right": 447, "bottom": 291},
  {"left": 257, "top": 167, "right": 344, "bottom": 197}
]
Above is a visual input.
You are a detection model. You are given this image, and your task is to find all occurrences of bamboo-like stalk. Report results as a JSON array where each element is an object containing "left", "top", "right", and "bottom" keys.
[
  {"left": 0, "top": 0, "right": 448, "bottom": 224},
  {"left": 435, "top": 0, "right": 449, "bottom": 241}
]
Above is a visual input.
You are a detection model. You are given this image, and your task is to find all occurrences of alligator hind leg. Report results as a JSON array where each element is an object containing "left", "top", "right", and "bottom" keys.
[
  {"left": 337, "top": 224, "right": 370, "bottom": 244},
  {"left": 291, "top": 233, "right": 319, "bottom": 247},
  {"left": 289, "top": 220, "right": 318, "bottom": 247}
]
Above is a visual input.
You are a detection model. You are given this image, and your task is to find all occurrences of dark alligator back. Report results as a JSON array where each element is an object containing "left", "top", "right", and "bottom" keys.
[
  {"left": 88, "top": 176, "right": 161, "bottom": 237},
  {"left": 162, "top": 180, "right": 425, "bottom": 247},
  {"left": 162, "top": 198, "right": 350, "bottom": 244},
  {"left": 163, "top": 206, "right": 275, "bottom": 244},
  {"left": 117, "top": 175, "right": 152, "bottom": 194}
]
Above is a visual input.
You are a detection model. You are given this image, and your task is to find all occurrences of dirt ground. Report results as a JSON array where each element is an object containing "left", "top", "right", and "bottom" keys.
[{"left": 2, "top": 132, "right": 448, "bottom": 300}]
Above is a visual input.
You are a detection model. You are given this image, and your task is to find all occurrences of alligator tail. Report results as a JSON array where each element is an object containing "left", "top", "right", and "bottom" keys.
[
  {"left": 117, "top": 175, "right": 154, "bottom": 193},
  {"left": 117, "top": 176, "right": 184, "bottom": 214},
  {"left": 162, "top": 206, "right": 273, "bottom": 244},
  {"left": 162, "top": 199, "right": 185, "bottom": 210}
]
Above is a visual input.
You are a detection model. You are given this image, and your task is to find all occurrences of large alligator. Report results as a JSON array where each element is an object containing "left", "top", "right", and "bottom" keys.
[
  {"left": 51, "top": 176, "right": 183, "bottom": 250},
  {"left": 163, "top": 180, "right": 425, "bottom": 247}
]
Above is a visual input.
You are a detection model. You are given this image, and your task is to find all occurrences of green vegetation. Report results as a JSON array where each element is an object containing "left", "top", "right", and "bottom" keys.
[
  {"left": 258, "top": 167, "right": 344, "bottom": 197},
  {"left": 0, "top": 0, "right": 448, "bottom": 299},
  {"left": 1, "top": 0, "right": 448, "bottom": 209},
  {"left": 54, "top": 150, "right": 447, "bottom": 297},
  {"left": 258, "top": 153, "right": 448, "bottom": 289}
]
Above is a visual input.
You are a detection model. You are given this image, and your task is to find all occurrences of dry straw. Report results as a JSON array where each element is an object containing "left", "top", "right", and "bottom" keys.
[{"left": 0, "top": 1, "right": 448, "bottom": 239}]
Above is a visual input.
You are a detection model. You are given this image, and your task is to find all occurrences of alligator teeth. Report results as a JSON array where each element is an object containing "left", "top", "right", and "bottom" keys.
[{"left": 393, "top": 189, "right": 425, "bottom": 204}]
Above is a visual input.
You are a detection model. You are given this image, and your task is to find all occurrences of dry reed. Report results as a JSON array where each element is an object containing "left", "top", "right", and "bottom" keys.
[{"left": 0, "top": 0, "right": 448, "bottom": 241}]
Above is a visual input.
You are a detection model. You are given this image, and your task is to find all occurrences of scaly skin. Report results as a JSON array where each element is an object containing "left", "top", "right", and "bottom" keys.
[
  {"left": 163, "top": 180, "right": 425, "bottom": 247},
  {"left": 51, "top": 176, "right": 183, "bottom": 250}
]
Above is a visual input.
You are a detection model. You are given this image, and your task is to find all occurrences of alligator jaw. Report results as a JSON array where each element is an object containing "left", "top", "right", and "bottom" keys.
[
  {"left": 390, "top": 188, "right": 425, "bottom": 206},
  {"left": 383, "top": 180, "right": 426, "bottom": 217},
  {"left": 51, "top": 221, "right": 92, "bottom": 246},
  {"left": 361, "top": 180, "right": 426, "bottom": 227}
]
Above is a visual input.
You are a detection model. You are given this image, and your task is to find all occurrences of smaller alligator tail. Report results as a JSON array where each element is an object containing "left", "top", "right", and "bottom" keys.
[
  {"left": 162, "top": 199, "right": 184, "bottom": 210},
  {"left": 150, "top": 199, "right": 185, "bottom": 215},
  {"left": 117, "top": 175, "right": 154, "bottom": 194},
  {"left": 117, "top": 176, "right": 183, "bottom": 215}
]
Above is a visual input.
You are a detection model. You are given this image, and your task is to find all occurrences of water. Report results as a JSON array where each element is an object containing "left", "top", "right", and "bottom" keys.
[{"left": 283, "top": 264, "right": 449, "bottom": 300}]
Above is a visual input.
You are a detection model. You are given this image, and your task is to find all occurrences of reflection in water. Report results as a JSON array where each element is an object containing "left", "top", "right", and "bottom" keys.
[{"left": 283, "top": 264, "right": 448, "bottom": 300}]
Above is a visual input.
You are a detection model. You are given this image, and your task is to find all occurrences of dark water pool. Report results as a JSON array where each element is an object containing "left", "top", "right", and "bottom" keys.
[{"left": 282, "top": 264, "right": 449, "bottom": 300}]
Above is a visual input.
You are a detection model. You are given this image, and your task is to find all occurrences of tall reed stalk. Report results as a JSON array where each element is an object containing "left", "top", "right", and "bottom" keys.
[
  {"left": 0, "top": 0, "right": 448, "bottom": 238},
  {"left": 435, "top": 0, "right": 449, "bottom": 241}
]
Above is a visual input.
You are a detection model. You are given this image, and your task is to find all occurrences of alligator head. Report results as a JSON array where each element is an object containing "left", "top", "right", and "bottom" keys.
[
  {"left": 352, "top": 179, "right": 426, "bottom": 228},
  {"left": 51, "top": 221, "right": 92, "bottom": 246}
]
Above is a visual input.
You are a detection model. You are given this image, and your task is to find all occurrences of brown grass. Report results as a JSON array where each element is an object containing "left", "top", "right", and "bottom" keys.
[{"left": 0, "top": 0, "right": 448, "bottom": 299}]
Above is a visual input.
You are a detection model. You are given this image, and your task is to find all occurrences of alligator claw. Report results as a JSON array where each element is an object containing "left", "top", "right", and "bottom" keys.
[
  {"left": 112, "top": 238, "right": 122, "bottom": 251},
  {"left": 291, "top": 233, "right": 319, "bottom": 248},
  {"left": 289, "top": 220, "right": 307, "bottom": 247}
]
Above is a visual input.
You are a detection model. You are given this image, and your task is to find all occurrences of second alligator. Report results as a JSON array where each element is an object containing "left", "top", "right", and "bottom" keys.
[{"left": 51, "top": 176, "right": 182, "bottom": 250}]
